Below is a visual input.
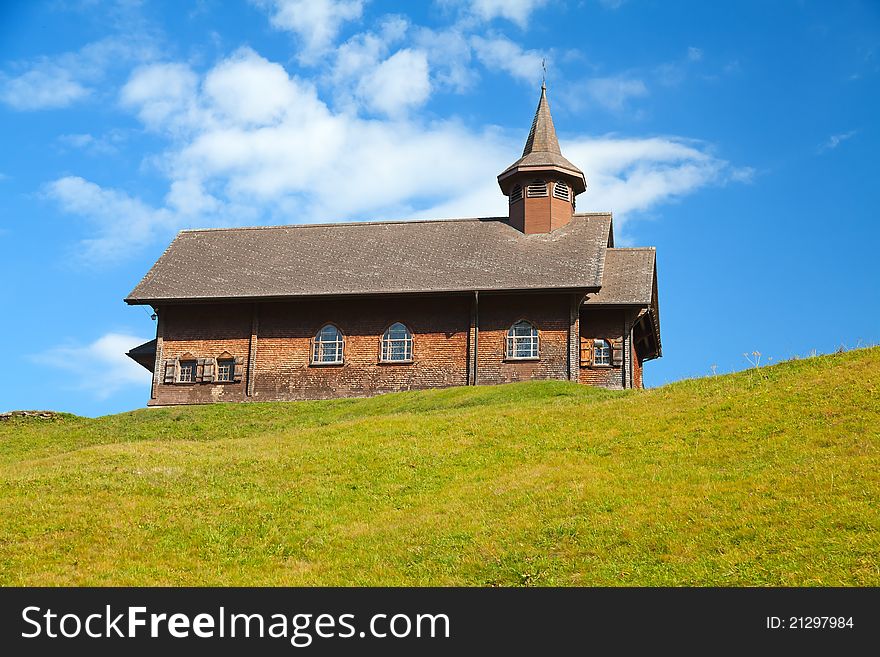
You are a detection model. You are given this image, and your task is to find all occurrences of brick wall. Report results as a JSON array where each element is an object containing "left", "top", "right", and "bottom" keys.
[
  {"left": 253, "top": 296, "right": 470, "bottom": 401},
  {"left": 579, "top": 307, "right": 625, "bottom": 389},
  {"left": 475, "top": 293, "right": 571, "bottom": 384},
  {"left": 150, "top": 294, "right": 628, "bottom": 405},
  {"left": 154, "top": 303, "right": 252, "bottom": 405},
  {"left": 631, "top": 342, "right": 644, "bottom": 389}
]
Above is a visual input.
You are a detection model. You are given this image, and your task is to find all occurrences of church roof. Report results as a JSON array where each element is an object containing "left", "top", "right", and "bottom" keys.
[
  {"left": 498, "top": 85, "right": 586, "bottom": 193},
  {"left": 125, "top": 213, "right": 613, "bottom": 304},
  {"left": 583, "top": 248, "right": 656, "bottom": 305}
]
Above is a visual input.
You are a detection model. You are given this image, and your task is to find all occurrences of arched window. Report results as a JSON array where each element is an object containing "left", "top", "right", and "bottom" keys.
[
  {"left": 506, "top": 320, "right": 539, "bottom": 359},
  {"left": 510, "top": 184, "right": 523, "bottom": 203},
  {"left": 381, "top": 322, "right": 413, "bottom": 362},
  {"left": 526, "top": 180, "right": 548, "bottom": 197},
  {"left": 312, "top": 324, "right": 344, "bottom": 364},
  {"left": 553, "top": 181, "right": 570, "bottom": 201},
  {"left": 593, "top": 339, "right": 611, "bottom": 366}
]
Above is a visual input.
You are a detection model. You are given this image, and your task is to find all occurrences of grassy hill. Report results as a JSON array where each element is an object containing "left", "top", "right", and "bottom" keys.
[{"left": 1, "top": 348, "right": 877, "bottom": 586}]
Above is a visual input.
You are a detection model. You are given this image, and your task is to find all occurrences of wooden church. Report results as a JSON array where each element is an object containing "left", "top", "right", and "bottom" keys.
[{"left": 125, "top": 86, "right": 662, "bottom": 405}]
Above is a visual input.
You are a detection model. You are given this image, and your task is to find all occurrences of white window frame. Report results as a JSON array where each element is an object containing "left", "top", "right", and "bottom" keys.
[
  {"left": 593, "top": 339, "right": 611, "bottom": 367},
  {"left": 177, "top": 360, "right": 197, "bottom": 383},
  {"left": 506, "top": 320, "right": 539, "bottom": 360},
  {"left": 216, "top": 359, "right": 234, "bottom": 382},
  {"left": 312, "top": 324, "right": 345, "bottom": 365},
  {"left": 380, "top": 322, "right": 413, "bottom": 363}
]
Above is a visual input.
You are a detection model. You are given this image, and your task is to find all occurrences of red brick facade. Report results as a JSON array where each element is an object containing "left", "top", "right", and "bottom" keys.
[
  {"left": 578, "top": 307, "right": 626, "bottom": 389},
  {"left": 149, "top": 293, "right": 640, "bottom": 405}
]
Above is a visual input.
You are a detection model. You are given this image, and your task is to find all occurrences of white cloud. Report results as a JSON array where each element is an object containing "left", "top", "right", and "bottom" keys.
[
  {"left": 44, "top": 176, "right": 174, "bottom": 263},
  {"left": 443, "top": 0, "right": 549, "bottom": 27},
  {"left": 687, "top": 47, "right": 703, "bottom": 62},
  {"left": 413, "top": 26, "right": 477, "bottom": 93},
  {"left": 0, "top": 35, "right": 157, "bottom": 111},
  {"left": 471, "top": 35, "right": 545, "bottom": 84},
  {"left": 120, "top": 62, "right": 201, "bottom": 131},
  {"left": 328, "top": 25, "right": 432, "bottom": 115},
  {"left": 567, "top": 136, "right": 727, "bottom": 221},
  {"left": 358, "top": 49, "right": 431, "bottom": 116},
  {"left": 818, "top": 130, "right": 857, "bottom": 153},
  {"left": 255, "top": 0, "right": 365, "bottom": 61},
  {"left": 49, "top": 47, "right": 743, "bottom": 264},
  {"left": 581, "top": 76, "right": 648, "bottom": 111},
  {"left": 33, "top": 332, "right": 152, "bottom": 400},
  {"left": 58, "top": 130, "right": 126, "bottom": 155},
  {"left": 0, "top": 68, "right": 90, "bottom": 110}
]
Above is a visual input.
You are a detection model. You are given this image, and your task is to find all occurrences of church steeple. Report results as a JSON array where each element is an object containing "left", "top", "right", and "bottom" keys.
[
  {"left": 498, "top": 85, "right": 587, "bottom": 234},
  {"left": 522, "top": 83, "right": 562, "bottom": 156}
]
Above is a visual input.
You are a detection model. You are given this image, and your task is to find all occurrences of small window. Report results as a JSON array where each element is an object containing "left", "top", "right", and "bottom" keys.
[
  {"left": 381, "top": 322, "right": 413, "bottom": 362},
  {"left": 506, "top": 320, "right": 539, "bottom": 359},
  {"left": 510, "top": 184, "right": 523, "bottom": 203},
  {"left": 216, "top": 359, "right": 235, "bottom": 382},
  {"left": 553, "top": 181, "right": 570, "bottom": 201},
  {"left": 593, "top": 339, "right": 611, "bottom": 366},
  {"left": 178, "top": 360, "right": 197, "bottom": 383},
  {"left": 527, "top": 180, "right": 547, "bottom": 197},
  {"left": 313, "top": 324, "right": 345, "bottom": 364}
]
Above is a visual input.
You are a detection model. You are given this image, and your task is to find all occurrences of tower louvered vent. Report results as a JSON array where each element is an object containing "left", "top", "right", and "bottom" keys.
[
  {"left": 527, "top": 180, "right": 548, "bottom": 197},
  {"left": 553, "top": 182, "right": 570, "bottom": 201}
]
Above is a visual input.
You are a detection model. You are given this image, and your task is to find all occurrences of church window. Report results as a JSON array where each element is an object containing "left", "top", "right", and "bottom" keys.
[
  {"left": 381, "top": 323, "right": 413, "bottom": 362},
  {"left": 593, "top": 339, "right": 611, "bottom": 366},
  {"left": 506, "top": 320, "right": 539, "bottom": 359},
  {"left": 312, "top": 324, "right": 345, "bottom": 365}
]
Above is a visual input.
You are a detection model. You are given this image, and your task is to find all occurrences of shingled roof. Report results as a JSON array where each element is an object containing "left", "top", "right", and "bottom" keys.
[
  {"left": 498, "top": 85, "right": 586, "bottom": 194},
  {"left": 125, "top": 213, "right": 613, "bottom": 304},
  {"left": 584, "top": 248, "right": 656, "bottom": 305}
]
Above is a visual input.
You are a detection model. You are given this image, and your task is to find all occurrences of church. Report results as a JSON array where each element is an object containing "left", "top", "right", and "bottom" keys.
[{"left": 125, "top": 86, "right": 662, "bottom": 405}]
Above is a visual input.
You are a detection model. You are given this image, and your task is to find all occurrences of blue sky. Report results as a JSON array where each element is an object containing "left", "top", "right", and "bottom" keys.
[{"left": 1, "top": 0, "right": 878, "bottom": 417}]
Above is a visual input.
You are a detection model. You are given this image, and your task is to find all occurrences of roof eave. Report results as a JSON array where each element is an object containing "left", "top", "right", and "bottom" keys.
[
  {"left": 126, "top": 285, "right": 603, "bottom": 306},
  {"left": 497, "top": 164, "right": 587, "bottom": 195}
]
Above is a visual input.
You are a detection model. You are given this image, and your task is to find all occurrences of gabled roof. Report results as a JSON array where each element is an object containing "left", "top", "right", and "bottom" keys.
[
  {"left": 584, "top": 248, "right": 656, "bottom": 305},
  {"left": 585, "top": 247, "right": 662, "bottom": 361},
  {"left": 498, "top": 85, "right": 586, "bottom": 194},
  {"left": 125, "top": 213, "right": 613, "bottom": 304},
  {"left": 126, "top": 338, "right": 156, "bottom": 372}
]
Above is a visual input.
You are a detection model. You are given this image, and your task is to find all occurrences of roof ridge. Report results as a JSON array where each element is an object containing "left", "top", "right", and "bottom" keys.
[
  {"left": 607, "top": 247, "right": 656, "bottom": 251},
  {"left": 179, "top": 216, "right": 510, "bottom": 234}
]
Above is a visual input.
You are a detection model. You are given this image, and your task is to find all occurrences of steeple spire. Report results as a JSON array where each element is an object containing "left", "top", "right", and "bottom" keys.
[
  {"left": 497, "top": 85, "right": 588, "bottom": 234},
  {"left": 522, "top": 82, "right": 561, "bottom": 157}
]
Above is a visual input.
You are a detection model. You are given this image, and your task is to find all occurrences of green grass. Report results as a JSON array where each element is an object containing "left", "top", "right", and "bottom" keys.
[{"left": 1, "top": 348, "right": 878, "bottom": 586}]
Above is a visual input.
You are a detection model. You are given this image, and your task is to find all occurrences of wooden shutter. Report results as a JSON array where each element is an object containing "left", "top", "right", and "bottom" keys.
[
  {"left": 163, "top": 359, "right": 176, "bottom": 384},
  {"left": 196, "top": 358, "right": 206, "bottom": 382},
  {"left": 202, "top": 358, "right": 215, "bottom": 383},
  {"left": 233, "top": 356, "right": 244, "bottom": 382},
  {"left": 611, "top": 338, "right": 624, "bottom": 367},
  {"left": 579, "top": 337, "right": 593, "bottom": 367}
]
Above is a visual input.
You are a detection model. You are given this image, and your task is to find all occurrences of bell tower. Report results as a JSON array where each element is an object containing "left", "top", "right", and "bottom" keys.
[{"left": 498, "top": 84, "right": 587, "bottom": 234}]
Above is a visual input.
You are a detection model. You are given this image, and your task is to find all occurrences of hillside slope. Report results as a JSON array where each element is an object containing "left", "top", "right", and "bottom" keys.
[{"left": 1, "top": 349, "right": 877, "bottom": 586}]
